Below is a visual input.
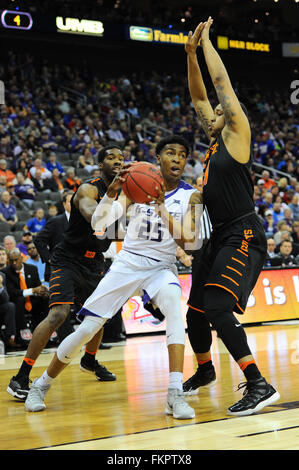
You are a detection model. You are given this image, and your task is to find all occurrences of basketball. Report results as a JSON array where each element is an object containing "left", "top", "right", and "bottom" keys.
[{"left": 122, "top": 162, "right": 163, "bottom": 203}]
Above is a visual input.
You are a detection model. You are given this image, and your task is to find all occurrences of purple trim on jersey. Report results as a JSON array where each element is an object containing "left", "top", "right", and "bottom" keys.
[
  {"left": 142, "top": 290, "right": 151, "bottom": 305},
  {"left": 123, "top": 249, "right": 160, "bottom": 262},
  {"left": 164, "top": 180, "right": 194, "bottom": 200},
  {"left": 76, "top": 307, "right": 102, "bottom": 322},
  {"left": 169, "top": 282, "right": 181, "bottom": 290}
]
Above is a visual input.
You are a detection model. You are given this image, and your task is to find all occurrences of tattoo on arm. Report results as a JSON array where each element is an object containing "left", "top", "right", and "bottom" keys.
[
  {"left": 214, "top": 81, "right": 237, "bottom": 129},
  {"left": 195, "top": 106, "right": 211, "bottom": 138}
]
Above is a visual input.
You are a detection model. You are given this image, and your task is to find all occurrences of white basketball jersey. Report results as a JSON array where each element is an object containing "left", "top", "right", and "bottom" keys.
[{"left": 122, "top": 180, "right": 197, "bottom": 265}]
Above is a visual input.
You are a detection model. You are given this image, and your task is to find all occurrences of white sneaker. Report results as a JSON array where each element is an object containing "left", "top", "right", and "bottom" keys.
[
  {"left": 25, "top": 379, "right": 50, "bottom": 412},
  {"left": 165, "top": 388, "right": 195, "bottom": 419}
]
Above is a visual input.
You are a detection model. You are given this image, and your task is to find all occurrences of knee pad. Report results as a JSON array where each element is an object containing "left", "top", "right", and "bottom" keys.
[
  {"left": 155, "top": 284, "right": 185, "bottom": 346},
  {"left": 57, "top": 316, "right": 106, "bottom": 364}
]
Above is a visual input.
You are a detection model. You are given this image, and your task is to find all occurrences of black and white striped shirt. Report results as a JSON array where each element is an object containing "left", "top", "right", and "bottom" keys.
[{"left": 201, "top": 209, "right": 212, "bottom": 242}]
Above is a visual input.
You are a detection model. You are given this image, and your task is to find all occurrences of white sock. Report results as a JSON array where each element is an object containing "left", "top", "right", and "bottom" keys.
[
  {"left": 35, "top": 370, "right": 54, "bottom": 388},
  {"left": 169, "top": 372, "right": 183, "bottom": 391}
]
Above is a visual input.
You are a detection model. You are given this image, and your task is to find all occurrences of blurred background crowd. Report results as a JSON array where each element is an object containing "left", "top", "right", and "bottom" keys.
[{"left": 0, "top": 0, "right": 297, "bottom": 352}]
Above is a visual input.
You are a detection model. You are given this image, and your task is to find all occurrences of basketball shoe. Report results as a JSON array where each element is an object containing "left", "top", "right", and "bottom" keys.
[
  {"left": 183, "top": 364, "right": 216, "bottom": 396},
  {"left": 165, "top": 389, "right": 195, "bottom": 419},
  {"left": 7, "top": 375, "right": 31, "bottom": 400},
  {"left": 227, "top": 377, "right": 280, "bottom": 416},
  {"left": 80, "top": 358, "right": 116, "bottom": 381},
  {"left": 25, "top": 379, "right": 50, "bottom": 412}
]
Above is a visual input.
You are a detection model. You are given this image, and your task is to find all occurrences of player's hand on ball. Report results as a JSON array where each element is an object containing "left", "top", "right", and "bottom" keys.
[
  {"left": 107, "top": 163, "right": 134, "bottom": 197},
  {"left": 147, "top": 182, "right": 166, "bottom": 213}
]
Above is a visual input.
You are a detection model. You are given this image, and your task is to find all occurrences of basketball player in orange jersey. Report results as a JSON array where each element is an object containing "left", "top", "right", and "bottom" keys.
[
  {"left": 7, "top": 145, "right": 126, "bottom": 401},
  {"left": 24, "top": 135, "right": 202, "bottom": 419},
  {"left": 183, "top": 18, "right": 280, "bottom": 415}
]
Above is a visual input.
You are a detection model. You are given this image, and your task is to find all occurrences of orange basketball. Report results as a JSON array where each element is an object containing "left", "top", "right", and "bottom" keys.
[{"left": 122, "top": 162, "right": 163, "bottom": 204}]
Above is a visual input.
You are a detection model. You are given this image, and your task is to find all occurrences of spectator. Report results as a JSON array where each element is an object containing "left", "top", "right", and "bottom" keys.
[
  {"left": 14, "top": 172, "right": 37, "bottom": 207},
  {"left": 271, "top": 240, "right": 296, "bottom": 267},
  {"left": 3, "top": 235, "right": 17, "bottom": 253},
  {"left": 3, "top": 248, "right": 49, "bottom": 344},
  {"left": 106, "top": 122, "right": 125, "bottom": 143},
  {"left": 260, "top": 170, "right": 276, "bottom": 190},
  {"left": 25, "top": 241, "right": 48, "bottom": 288},
  {"left": 0, "top": 269, "right": 19, "bottom": 352},
  {"left": 0, "top": 159, "right": 15, "bottom": 184},
  {"left": 0, "top": 190, "right": 18, "bottom": 229},
  {"left": 0, "top": 175, "right": 7, "bottom": 195},
  {"left": 78, "top": 147, "right": 98, "bottom": 173},
  {"left": 31, "top": 168, "right": 57, "bottom": 193},
  {"left": 24, "top": 208, "right": 46, "bottom": 235},
  {"left": 283, "top": 208, "right": 294, "bottom": 229},
  {"left": 47, "top": 205, "right": 58, "bottom": 219},
  {"left": 289, "top": 195, "right": 299, "bottom": 221},
  {"left": 64, "top": 167, "right": 81, "bottom": 192},
  {"left": 29, "top": 158, "right": 52, "bottom": 180},
  {"left": 291, "top": 221, "right": 299, "bottom": 244},
  {"left": 46, "top": 152, "right": 65, "bottom": 176},
  {"left": 263, "top": 209, "right": 275, "bottom": 237},
  {"left": 38, "top": 131, "right": 58, "bottom": 151},
  {"left": 0, "top": 245, "right": 7, "bottom": 269},
  {"left": 272, "top": 201, "right": 285, "bottom": 226},
  {"left": 17, "top": 232, "right": 33, "bottom": 257},
  {"left": 274, "top": 222, "right": 292, "bottom": 245},
  {"left": 264, "top": 238, "right": 277, "bottom": 267}
]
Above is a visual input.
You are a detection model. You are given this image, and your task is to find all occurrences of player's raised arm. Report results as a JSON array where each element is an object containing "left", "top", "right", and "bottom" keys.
[
  {"left": 185, "top": 23, "right": 215, "bottom": 140},
  {"left": 201, "top": 17, "right": 251, "bottom": 162}
]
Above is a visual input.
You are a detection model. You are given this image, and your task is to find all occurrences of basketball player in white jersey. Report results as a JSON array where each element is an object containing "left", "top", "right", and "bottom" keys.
[{"left": 25, "top": 135, "right": 203, "bottom": 420}]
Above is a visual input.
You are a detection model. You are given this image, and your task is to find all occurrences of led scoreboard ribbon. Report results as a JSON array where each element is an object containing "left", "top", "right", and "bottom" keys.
[{"left": 1, "top": 10, "right": 33, "bottom": 30}]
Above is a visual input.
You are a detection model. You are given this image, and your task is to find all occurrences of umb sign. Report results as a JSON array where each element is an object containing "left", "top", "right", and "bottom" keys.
[{"left": 56, "top": 17, "right": 104, "bottom": 36}]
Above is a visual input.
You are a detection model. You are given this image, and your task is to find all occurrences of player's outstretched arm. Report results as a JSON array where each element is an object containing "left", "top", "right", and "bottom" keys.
[
  {"left": 185, "top": 23, "right": 214, "bottom": 140},
  {"left": 201, "top": 17, "right": 251, "bottom": 162},
  {"left": 91, "top": 169, "right": 132, "bottom": 232}
]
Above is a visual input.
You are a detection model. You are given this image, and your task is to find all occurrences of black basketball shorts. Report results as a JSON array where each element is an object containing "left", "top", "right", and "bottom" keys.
[
  {"left": 187, "top": 213, "right": 267, "bottom": 315},
  {"left": 48, "top": 255, "right": 105, "bottom": 309}
]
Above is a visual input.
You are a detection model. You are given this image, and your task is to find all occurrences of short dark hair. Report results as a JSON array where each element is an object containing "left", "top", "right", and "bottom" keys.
[
  {"left": 156, "top": 135, "right": 190, "bottom": 157},
  {"left": 62, "top": 190, "right": 73, "bottom": 204},
  {"left": 98, "top": 144, "right": 123, "bottom": 163}
]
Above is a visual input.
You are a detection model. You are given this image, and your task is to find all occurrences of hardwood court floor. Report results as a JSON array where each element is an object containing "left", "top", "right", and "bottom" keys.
[{"left": 1, "top": 323, "right": 299, "bottom": 450}]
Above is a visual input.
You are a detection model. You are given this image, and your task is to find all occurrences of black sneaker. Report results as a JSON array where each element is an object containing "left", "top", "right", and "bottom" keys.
[
  {"left": 80, "top": 358, "right": 116, "bottom": 381},
  {"left": 227, "top": 377, "right": 280, "bottom": 416},
  {"left": 183, "top": 365, "right": 216, "bottom": 396},
  {"left": 7, "top": 375, "right": 31, "bottom": 401}
]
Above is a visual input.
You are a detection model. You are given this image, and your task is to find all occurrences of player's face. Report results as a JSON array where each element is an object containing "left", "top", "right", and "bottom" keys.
[
  {"left": 157, "top": 143, "right": 187, "bottom": 183},
  {"left": 101, "top": 148, "right": 125, "bottom": 180},
  {"left": 209, "top": 104, "right": 225, "bottom": 138}
]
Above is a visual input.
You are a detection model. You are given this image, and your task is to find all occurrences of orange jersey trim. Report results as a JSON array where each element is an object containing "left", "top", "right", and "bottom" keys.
[
  {"left": 226, "top": 265, "right": 242, "bottom": 276},
  {"left": 221, "top": 274, "right": 239, "bottom": 286},
  {"left": 205, "top": 283, "right": 239, "bottom": 302},
  {"left": 231, "top": 257, "right": 245, "bottom": 267},
  {"left": 237, "top": 249, "right": 248, "bottom": 257},
  {"left": 186, "top": 303, "right": 205, "bottom": 313}
]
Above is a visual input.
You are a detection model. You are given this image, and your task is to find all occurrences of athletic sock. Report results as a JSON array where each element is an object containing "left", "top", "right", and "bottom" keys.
[
  {"left": 169, "top": 372, "right": 183, "bottom": 391},
  {"left": 15, "top": 357, "right": 35, "bottom": 379},
  {"left": 240, "top": 360, "right": 261, "bottom": 381},
  {"left": 35, "top": 370, "right": 54, "bottom": 388},
  {"left": 197, "top": 359, "right": 213, "bottom": 370},
  {"left": 82, "top": 347, "right": 97, "bottom": 365}
]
